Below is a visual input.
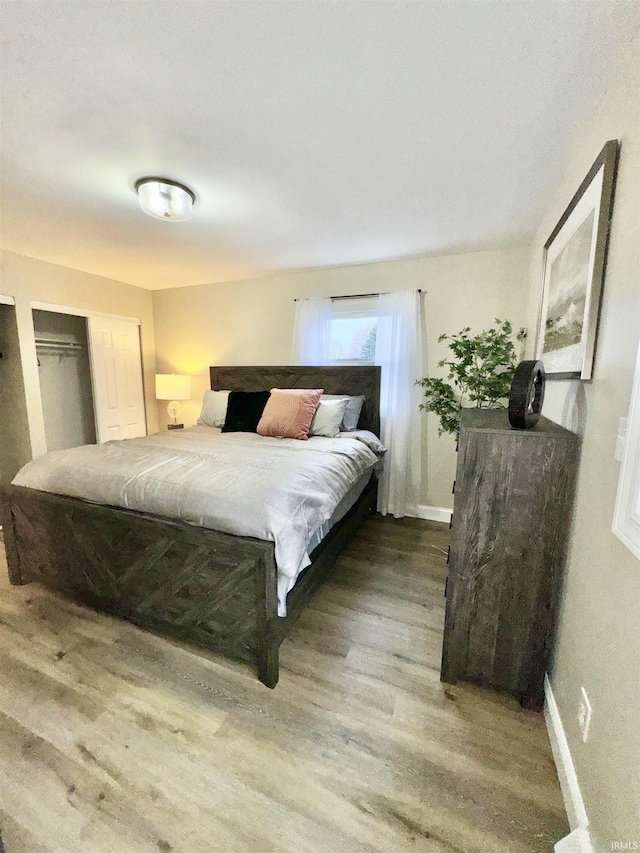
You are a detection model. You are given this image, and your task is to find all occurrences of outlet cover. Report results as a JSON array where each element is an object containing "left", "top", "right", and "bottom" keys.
[
  {"left": 615, "top": 416, "right": 628, "bottom": 462},
  {"left": 578, "top": 687, "right": 592, "bottom": 743}
]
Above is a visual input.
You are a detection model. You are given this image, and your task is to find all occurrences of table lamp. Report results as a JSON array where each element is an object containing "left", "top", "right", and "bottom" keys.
[{"left": 155, "top": 373, "right": 191, "bottom": 429}]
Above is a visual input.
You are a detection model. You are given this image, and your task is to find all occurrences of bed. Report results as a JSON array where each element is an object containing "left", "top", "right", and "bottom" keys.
[{"left": 0, "top": 366, "right": 381, "bottom": 687}]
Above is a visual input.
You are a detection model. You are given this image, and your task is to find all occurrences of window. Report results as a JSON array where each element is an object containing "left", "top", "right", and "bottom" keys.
[
  {"left": 613, "top": 337, "right": 640, "bottom": 559},
  {"left": 329, "top": 298, "right": 378, "bottom": 366}
]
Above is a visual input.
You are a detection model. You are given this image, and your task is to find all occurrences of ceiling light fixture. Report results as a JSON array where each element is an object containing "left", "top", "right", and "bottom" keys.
[{"left": 135, "top": 177, "right": 195, "bottom": 222}]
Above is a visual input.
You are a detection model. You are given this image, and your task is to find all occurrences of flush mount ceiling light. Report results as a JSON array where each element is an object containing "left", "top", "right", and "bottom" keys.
[{"left": 135, "top": 177, "right": 195, "bottom": 222}]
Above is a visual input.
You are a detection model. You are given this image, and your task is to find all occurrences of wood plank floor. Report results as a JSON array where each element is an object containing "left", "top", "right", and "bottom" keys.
[{"left": 0, "top": 517, "right": 568, "bottom": 853}]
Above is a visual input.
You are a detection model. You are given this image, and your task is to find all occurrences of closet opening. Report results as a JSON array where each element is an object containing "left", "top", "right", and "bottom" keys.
[
  {"left": 0, "top": 302, "right": 31, "bottom": 483},
  {"left": 33, "top": 309, "right": 97, "bottom": 451}
]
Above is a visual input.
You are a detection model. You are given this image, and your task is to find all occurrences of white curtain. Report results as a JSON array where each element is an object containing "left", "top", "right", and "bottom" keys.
[
  {"left": 292, "top": 297, "right": 332, "bottom": 365},
  {"left": 375, "top": 289, "right": 423, "bottom": 517}
]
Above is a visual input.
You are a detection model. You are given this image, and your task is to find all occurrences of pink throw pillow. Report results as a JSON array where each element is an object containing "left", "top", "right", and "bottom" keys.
[{"left": 257, "top": 388, "right": 323, "bottom": 440}]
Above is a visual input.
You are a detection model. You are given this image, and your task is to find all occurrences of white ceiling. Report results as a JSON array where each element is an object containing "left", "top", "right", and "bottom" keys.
[{"left": 1, "top": 1, "right": 638, "bottom": 291}]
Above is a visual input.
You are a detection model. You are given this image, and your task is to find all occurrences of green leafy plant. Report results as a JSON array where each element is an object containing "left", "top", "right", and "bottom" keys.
[{"left": 418, "top": 319, "right": 527, "bottom": 436}]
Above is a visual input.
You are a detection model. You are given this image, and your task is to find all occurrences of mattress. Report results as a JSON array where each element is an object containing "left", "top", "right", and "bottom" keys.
[
  {"left": 277, "top": 468, "right": 373, "bottom": 613},
  {"left": 13, "top": 425, "right": 385, "bottom": 616}
]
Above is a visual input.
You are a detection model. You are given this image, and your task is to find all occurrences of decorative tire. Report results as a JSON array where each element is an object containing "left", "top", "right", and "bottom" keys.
[{"left": 508, "top": 360, "right": 545, "bottom": 429}]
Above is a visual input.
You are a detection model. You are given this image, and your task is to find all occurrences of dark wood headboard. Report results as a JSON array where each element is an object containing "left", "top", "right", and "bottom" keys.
[{"left": 209, "top": 366, "right": 381, "bottom": 436}]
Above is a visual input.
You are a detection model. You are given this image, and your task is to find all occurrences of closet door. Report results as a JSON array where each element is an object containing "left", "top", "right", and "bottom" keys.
[{"left": 87, "top": 316, "right": 147, "bottom": 442}]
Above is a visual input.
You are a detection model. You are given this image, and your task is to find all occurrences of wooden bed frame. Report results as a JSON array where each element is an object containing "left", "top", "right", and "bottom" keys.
[{"left": 0, "top": 366, "right": 381, "bottom": 687}]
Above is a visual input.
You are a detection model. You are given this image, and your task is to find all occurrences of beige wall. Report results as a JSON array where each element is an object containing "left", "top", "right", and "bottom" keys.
[
  {"left": 153, "top": 246, "right": 530, "bottom": 509},
  {"left": 523, "top": 37, "right": 639, "bottom": 849},
  {"left": 0, "top": 251, "right": 158, "bottom": 464}
]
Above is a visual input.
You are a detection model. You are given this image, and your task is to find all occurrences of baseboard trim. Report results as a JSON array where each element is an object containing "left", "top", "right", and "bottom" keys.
[
  {"left": 413, "top": 504, "right": 453, "bottom": 524},
  {"left": 554, "top": 827, "right": 594, "bottom": 853},
  {"left": 544, "top": 674, "right": 591, "bottom": 844}
]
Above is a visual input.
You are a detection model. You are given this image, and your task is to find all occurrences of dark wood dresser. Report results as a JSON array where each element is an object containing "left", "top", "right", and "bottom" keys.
[{"left": 440, "top": 408, "right": 579, "bottom": 710}]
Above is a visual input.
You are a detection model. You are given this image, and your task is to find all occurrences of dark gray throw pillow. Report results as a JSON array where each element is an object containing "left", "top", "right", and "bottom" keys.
[{"left": 221, "top": 390, "right": 271, "bottom": 433}]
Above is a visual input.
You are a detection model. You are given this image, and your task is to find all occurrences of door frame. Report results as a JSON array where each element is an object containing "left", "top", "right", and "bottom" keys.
[{"left": 31, "top": 300, "right": 141, "bottom": 326}]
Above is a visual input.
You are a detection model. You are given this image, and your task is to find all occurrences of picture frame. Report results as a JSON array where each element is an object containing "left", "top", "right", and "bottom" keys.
[{"left": 536, "top": 139, "right": 619, "bottom": 379}]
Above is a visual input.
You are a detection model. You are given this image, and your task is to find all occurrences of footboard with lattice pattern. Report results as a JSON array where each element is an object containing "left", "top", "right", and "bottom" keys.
[{"left": 0, "top": 476, "right": 377, "bottom": 687}]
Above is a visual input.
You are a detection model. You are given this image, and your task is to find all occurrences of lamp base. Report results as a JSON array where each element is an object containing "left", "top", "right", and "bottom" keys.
[
  {"left": 167, "top": 400, "right": 182, "bottom": 421},
  {"left": 167, "top": 423, "right": 184, "bottom": 430}
]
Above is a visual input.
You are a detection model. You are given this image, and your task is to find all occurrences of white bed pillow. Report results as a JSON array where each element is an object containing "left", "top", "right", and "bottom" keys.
[
  {"left": 197, "top": 390, "right": 230, "bottom": 427},
  {"left": 322, "top": 394, "right": 366, "bottom": 431},
  {"left": 309, "top": 397, "right": 350, "bottom": 438}
]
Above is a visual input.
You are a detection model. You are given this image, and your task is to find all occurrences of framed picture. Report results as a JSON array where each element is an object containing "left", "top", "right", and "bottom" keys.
[{"left": 536, "top": 139, "right": 619, "bottom": 379}]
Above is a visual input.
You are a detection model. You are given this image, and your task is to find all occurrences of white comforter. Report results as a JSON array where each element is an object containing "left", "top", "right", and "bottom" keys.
[{"left": 13, "top": 426, "right": 382, "bottom": 608}]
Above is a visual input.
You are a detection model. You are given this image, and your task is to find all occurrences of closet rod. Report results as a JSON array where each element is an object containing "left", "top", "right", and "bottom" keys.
[{"left": 35, "top": 339, "right": 87, "bottom": 350}]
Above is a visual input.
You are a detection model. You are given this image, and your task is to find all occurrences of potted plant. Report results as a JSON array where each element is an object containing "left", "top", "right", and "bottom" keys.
[{"left": 418, "top": 318, "right": 527, "bottom": 435}]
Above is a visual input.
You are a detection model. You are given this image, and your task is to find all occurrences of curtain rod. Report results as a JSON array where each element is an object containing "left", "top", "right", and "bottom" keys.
[{"left": 294, "top": 289, "right": 422, "bottom": 302}]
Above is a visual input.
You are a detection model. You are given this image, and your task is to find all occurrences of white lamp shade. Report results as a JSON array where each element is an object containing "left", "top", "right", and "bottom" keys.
[
  {"left": 155, "top": 374, "right": 191, "bottom": 401},
  {"left": 137, "top": 179, "right": 194, "bottom": 221}
]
